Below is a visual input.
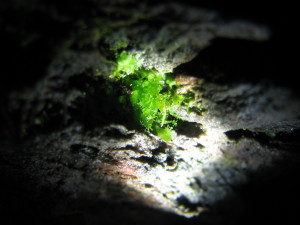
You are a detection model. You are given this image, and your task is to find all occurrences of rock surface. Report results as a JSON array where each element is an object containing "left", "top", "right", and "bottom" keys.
[{"left": 1, "top": 1, "right": 300, "bottom": 225}]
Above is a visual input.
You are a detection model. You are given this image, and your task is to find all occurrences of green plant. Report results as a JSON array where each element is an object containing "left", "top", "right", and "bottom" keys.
[{"left": 111, "top": 51, "right": 192, "bottom": 141}]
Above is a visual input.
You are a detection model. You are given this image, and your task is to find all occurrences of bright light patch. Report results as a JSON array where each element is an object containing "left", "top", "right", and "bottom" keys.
[
  {"left": 115, "top": 120, "right": 230, "bottom": 217},
  {"left": 104, "top": 51, "right": 238, "bottom": 217}
]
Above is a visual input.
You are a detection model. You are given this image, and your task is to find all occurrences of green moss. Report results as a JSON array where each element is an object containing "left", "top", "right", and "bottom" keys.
[
  {"left": 111, "top": 51, "right": 194, "bottom": 141},
  {"left": 153, "top": 125, "right": 173, "bottom": 142},
  {"left": 114, "top": 51, "right": 140, "bottom": 76}
]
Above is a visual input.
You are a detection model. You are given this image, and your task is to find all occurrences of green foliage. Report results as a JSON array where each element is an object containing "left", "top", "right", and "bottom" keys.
[
  {"left": 153, "top": 125, "right": 173, "bottom": 142},
  {"left": 114, "top": 51, "right": 139, "bottom": 76},
  {"left": 112, "top": 51, "right": 192, "bottom": 141}
]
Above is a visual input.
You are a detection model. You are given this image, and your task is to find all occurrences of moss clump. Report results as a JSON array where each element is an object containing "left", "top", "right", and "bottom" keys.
[{"left": 111, "top": 51, "right": 191, "bottom": 141}]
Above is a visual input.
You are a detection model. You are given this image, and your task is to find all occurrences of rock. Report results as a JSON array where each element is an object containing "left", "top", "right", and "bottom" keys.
[{"left": 1, "top": 1, "right": 299, "bottom": 224}]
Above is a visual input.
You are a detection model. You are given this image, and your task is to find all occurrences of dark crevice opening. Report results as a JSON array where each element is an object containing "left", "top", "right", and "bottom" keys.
[
  {"left": 176, "top": 121, "right": 204, "bottom": 138},
  {"left": 225, "top": 128, "right": 300, "bottom": 153},
  {"left": 174, "top": 38, "right": 299, "bottom": 95}
]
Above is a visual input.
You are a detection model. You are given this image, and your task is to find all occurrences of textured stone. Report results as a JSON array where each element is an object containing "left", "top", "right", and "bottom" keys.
[{"left": 1, "top": 1, "right": 300, "bottom": 224}]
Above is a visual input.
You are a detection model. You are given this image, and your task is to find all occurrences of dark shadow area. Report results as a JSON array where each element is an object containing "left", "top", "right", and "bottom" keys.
[
  {"left": 176, "top": 120, "right": 204, "bottom": 138},
  {"left": 0, "top": 162, "right": 188, "bottom": 225},
  {"left": 0, "top": 0, "right": 100, "bottom": 94},
  {"left": 174, "top": 39, "right": 271, "bottom": 83},
  {"left": 225, "top": 128, "right": 300, "bottom": 153},
  {"left": 174, "top": 37, "right": 298, "bottom": 95},
  {"left": 68, "top": 78, "right": 139, "bottom": 131},
  {"left": 172, "top": 1, "right": 297, "bottom": 96},
  {"left": 1, "top": 146, "right": 300, "bottom": 225},
  {"left": 188, "top": 160, "right": 300, "bottom": 225}
]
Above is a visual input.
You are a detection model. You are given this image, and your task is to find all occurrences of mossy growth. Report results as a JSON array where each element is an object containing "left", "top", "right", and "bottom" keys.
[{"left": 111, "top": 51, "right": 193, "bottom": 141}]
